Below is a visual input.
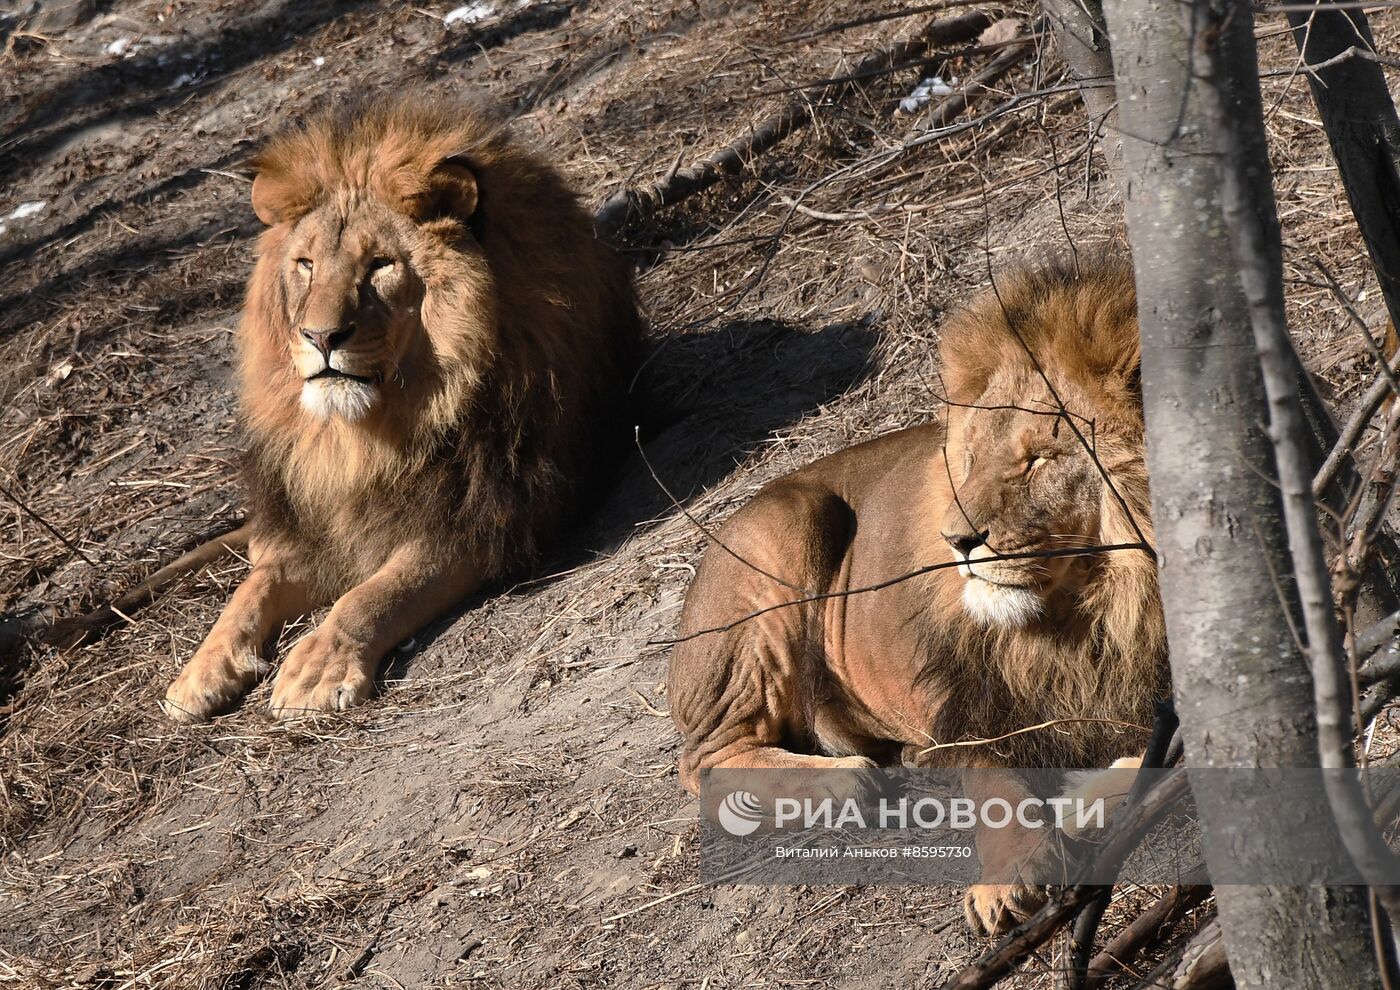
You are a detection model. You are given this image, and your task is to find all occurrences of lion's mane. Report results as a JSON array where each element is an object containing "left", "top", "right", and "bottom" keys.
[
  {"left": 238, "top": 99, "right": 641, "bottom": 595},
  {"left": 919, "top": 261, "right": 1166, "bottom": 768}
]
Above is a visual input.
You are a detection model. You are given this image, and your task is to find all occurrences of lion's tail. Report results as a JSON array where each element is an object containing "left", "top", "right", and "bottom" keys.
[{"left": 34, "top": 524, "right": 252, "bottom": 648}]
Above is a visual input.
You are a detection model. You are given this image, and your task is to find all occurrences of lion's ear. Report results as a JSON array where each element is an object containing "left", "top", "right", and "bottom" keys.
[
  {"left": 406, "top": 155, "right": 479, "bottom": 225},
  {"left": 250, "top": 168, "right": 314, "bottom": 226}
]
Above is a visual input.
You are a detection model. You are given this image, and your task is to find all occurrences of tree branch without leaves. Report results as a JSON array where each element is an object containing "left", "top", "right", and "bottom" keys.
[
  {"left": 594, "top": 10, "right": 997, "bottom": 239},
  {"left": 940, "top": 768, "right": 1191, "bottom": 990}
]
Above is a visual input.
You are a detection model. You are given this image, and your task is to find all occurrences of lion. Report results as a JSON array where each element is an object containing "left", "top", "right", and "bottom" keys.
[
  {"left": 667, "top": 260, "right": 1167, "bottom": 935},
  {"left": 160, "top": 97, "right": 641, "bottom": 721}
]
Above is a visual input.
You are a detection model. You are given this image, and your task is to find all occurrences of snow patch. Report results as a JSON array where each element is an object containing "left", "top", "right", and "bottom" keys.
[
  {"left": 898, "top": 76, "right": 955, "bottom": 114},
  {"left": 443, "top": 1, "right": 494, "bottom": 25},
  {"left": 8, "top": 201, "right": 46, "bottom": 221},
  {"left": 312, "top": 56, "right": 326, "bottom": 67},
  {"left": 105, "top": 37, "right": 132, "bottom": 56}
]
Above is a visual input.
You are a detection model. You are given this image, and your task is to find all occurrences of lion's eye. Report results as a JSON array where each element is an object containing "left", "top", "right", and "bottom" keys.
[
  {"left": 296, "top": 258, "right": 313, "bottom": 274},
  {"left": 1027, "top": 455, "right": 1049, "bottom": 473},
  {"left": 368, "top": 257, "right": 394, "bottom": 272}
]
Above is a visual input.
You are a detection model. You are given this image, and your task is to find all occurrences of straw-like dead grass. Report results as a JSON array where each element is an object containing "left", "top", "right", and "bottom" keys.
[{"left": 0, "top": 1, "right": 1396, "bottom": 987}]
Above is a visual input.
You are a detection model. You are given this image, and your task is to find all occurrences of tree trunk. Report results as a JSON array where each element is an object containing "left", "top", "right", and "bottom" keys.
[
  {"left": 1048, "top": 0, "right": 1400, "bottom": 628},
  {"left": 1289, "top": 0, "right": 1400, "bottom": 619},
  {"left": 1042, "top": 0, "right": 1121, "bottom": 169},
  {"left": 1100, "top": 0, "right": 1383, "bottom": 985},
  {"left": 1289, "top": 0, "right": 1400, "bottom": 332}
]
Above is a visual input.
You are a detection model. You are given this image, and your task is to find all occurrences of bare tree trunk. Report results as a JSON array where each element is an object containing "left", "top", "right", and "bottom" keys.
[
  {"left": 1289, "top": 0, "right": 1400, "bottom": 620},
  {"left": 1041, "top": 0, "right": 1120, "bottom": 168},
  {"left": 1289, "top": 0, "right": 1400, "bottom": 332},
  {"left": 1045, "top": 0, "right": 1400, "bottom": 626},
  {"left": 1100, "top": 0, "right": 1383, "bottom": 985}
]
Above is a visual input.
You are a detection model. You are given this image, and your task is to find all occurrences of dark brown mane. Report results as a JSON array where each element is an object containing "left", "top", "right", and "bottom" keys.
[{"left": 239, "top": 97, "right": 642, "bottom": 595}]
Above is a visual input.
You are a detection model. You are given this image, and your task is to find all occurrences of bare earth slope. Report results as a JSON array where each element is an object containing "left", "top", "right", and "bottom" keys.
[{"left": 1, "top": 1, "right": 1396, "bottom": 987}]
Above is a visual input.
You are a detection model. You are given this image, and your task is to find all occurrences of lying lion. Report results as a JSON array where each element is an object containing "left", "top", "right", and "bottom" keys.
[
  {"left": 161, "top": 98, "right": 641, "bottom": 721},
  {"left": 667, "top": 260, "right": 1167, "bottom": 934}
]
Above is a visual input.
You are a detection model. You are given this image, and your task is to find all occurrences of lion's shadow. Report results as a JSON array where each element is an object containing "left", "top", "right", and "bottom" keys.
[{"left": 387, "top": 314, "right": 881, "bottom": 674}]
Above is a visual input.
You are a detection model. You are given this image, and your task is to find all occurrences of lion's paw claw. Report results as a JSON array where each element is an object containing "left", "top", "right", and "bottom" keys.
[{"left": 267, "top": 630, "right": 376, "bottom": 719}]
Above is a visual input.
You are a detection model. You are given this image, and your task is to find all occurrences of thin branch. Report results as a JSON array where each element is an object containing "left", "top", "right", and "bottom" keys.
[
  {"left": 1084, "top": 885, "right": 1213, "bottom": 988},
  {"left": 1359, "top": 608, "right": 1400, "bottom": 663},
  {"left": 651, "top": 542, "right": 1151, "bottom": 645},
  {"left": 1063, "top": 702, "right": 1181, "bottom": 990},
  {"left": 917, "top": 716, "right": 1150, "bottom": 756},
  {"left": 0, "top": 479, "right": 96, "bottom": 567},
  {"left": 778, "top": 1, "right": 999, "bottom": 44},
  {"left": 1127, "top": 918, "right": 1228, "bottom": 990},
  {"left": 940, "top": 769, "right": 1191, "bottom": 990},
  {"left": 593, "top": 9, "right": 996, "bottom": 238},
  {"left": 922, "top": 37, "right": 1035, "bottom": 130},
  {"left": 751, "top": 32, "right": 1042, "bottom": 100},
  {"left": 1314, "top": 352, "right": 1400, "bottom": 498},
  {"left": 631, "top": 428, "right": 810, "bottom": 595}
]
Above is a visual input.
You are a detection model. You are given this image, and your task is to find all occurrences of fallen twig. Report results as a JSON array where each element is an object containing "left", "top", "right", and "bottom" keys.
[
  {"left": 1128, "top": 918, "right": 1229, "bottom": 990},
  {"left": 940, "top": 769, "right": 1190, "bottom": 990},
  {"left": 0, "top": 478, "right": 96, "bottom": 567},
  {"left": 752, "top": 32, "right": 1042, "bottom": 100},
  {"left": 778, "top": 1, "right": 998, "bottom": 44},
  {"left": 1083, "top": 885, "right": 1213, "bottom": 988},
  {"left": 9, "top": 523, "right": 249, "bottom": 651},
  {"left": 593, "top": 10, "right": 995, "bottom": 239},
  {"left": 921, "top": 38, "right": 1033, "bottom": 131}
]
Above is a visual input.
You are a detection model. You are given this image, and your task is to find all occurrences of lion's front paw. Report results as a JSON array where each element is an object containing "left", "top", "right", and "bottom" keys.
[
  {"left": 267, "top": 629, "right": 377, "bottom": 719},
  {"left": 163, "top": 637, "right": 269, "bottom": 723},
  {"left": 964, "top": 881, "right": 1047, "bottom": 936}
]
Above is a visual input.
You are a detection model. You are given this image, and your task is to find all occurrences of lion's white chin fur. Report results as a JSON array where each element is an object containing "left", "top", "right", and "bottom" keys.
[
  {"left": 300, "top": 379, "right": 377, "bottom": 421},
  {"left": 961, "top": 578, "right": 1043, "bottom": 629}
]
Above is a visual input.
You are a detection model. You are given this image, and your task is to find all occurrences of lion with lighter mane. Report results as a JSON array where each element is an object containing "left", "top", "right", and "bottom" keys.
[
  {"left": 668, "top": 260, "right": 1166, "bottom": 934},
  {"left": 163, "top": 97, "right": 640, "bottom": 721}
]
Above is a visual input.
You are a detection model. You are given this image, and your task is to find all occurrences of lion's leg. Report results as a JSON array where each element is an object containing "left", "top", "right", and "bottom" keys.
[
  {"left": 685, "top": 745, "right": 876, "bottom": 787},
  {"left": 164, "top": 548, "right": 317, "bottom": 722},
  {"left": 961, "top": 759, "right": 1147, "bottom": 934},
  {"left": 267, "top": 544, "right": 481, "bottom": 718},
  {"left": 962, "top": 768, "right": 1066, "bottom": 936},
  {"left": 669, "top": 480, "right": 868, "bottom": 795}
]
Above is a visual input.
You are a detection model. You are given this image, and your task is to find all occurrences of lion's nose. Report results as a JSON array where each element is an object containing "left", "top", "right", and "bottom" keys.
[
  {"left": 300, "top": 325, "right": 355, "bottom": 359},
  {"left": 943, "top": 529, "right": 989, "bottom": 556}
]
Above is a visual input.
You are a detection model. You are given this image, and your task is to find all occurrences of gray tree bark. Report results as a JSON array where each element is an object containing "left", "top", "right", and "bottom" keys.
[
  {"left": 1289, "top": 0, "right": 1400, "bottom": 332},
  {"left": 1042, "top": 0, "right": 1121, "bottom": 169},
  {"left": 1100, "top": 0, "right": 1384, "bottom": 985},
  {"left": 1047, "top": 0, "right": 1394, "bottom": 618}
]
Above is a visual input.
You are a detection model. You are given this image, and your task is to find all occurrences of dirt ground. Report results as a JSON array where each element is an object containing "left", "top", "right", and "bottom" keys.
[{"left": 1, "top": 1, "right": 1397, "bottom": 987}]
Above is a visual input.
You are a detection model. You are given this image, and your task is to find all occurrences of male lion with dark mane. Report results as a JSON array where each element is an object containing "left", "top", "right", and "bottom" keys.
[
  {"left": 668, "top": 260, "right": 1166, "bottom": 935},
  {"left": 162, "top": 98, "right": 640, "bottom": 721}
]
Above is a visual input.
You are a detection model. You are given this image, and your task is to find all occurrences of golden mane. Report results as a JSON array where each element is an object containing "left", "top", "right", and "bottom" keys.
[
  {"left": 238, "top": 97, "right": 641, "bottom": 594},
  {"left": 920, "top": 260, "right": 1164, "bottom": 767}
]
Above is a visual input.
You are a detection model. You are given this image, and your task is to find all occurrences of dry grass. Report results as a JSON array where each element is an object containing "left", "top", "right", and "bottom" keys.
[{"left": 0, "top": 0, "right": 1396, "bottom": 987}]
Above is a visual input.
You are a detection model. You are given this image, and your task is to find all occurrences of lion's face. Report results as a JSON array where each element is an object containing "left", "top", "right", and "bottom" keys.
[
  {"left": 940, "top": 368, "right": 1110, "bottom": 629},
  {"left": 274, "top": 202, "right": 427, "bottom": 421},
  {"left": 248, "top": 143, "right": 483, "bottom": 425}
]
